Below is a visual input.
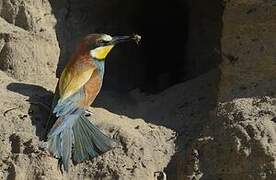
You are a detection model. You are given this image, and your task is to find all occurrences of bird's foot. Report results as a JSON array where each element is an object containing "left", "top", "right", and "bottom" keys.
[{"left": 84, "top": 109, "right": 94, "bottom": 117}]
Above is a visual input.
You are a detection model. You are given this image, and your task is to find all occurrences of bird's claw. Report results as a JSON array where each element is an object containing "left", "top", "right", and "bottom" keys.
[{"left": 84, "top": 110, "right": 94, "bottom": 117}]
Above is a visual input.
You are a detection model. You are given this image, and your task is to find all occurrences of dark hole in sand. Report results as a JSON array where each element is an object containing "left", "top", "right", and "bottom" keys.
[{"left": 51, "top": 0, "right": 222, "bottom": 94}]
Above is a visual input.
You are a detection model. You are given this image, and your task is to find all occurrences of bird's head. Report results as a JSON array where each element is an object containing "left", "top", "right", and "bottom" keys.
[{"left": 81, "top": 33, "right": 141, "bottom": 60}]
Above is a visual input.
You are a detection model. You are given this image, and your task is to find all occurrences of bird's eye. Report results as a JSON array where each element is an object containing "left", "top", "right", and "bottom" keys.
[{"left": 97, "top": 40, "right": 108, "bottom": 46}]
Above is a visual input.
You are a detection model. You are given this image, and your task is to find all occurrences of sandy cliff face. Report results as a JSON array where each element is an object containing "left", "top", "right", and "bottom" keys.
[
  {"left": 0, "top": 0, "right": 58, "bottom": 88},
  {"left": 219, "top": 0, "right": 276, "bottom": 102},
  {"left": 0, "top": 0, "right": 276, "bottom": 180},
  {"left": 187, "top": 0, "right": 276, "bottom": 179}
]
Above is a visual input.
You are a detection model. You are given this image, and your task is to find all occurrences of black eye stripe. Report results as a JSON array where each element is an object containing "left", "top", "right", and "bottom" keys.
[
  {"left": 97, "top": 40, "right": 109, "bottom": 46},
  {"left": 91, "top": 40, "right": 110, "bottom": 50},
  {"left": 98, "top": 40, "right": 105, "bottom": 43}
]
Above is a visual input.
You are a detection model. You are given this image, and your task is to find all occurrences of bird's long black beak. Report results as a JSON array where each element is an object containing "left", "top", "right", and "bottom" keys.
[
  {"left": 110, "top": 34, "right": 141, "bottom": 45},
  {"left": 111, "top": 36, "right": 132, "bottom": 44}
]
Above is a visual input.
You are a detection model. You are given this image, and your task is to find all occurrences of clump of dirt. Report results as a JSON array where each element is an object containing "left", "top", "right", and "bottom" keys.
[{"left": 196, "top": 97, "right": 276, "bottom": 179}]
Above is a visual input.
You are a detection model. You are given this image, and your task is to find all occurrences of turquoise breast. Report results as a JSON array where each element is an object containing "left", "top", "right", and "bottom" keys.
[{"left": 94, "top": 60, "right": 105, "bottom": 80}]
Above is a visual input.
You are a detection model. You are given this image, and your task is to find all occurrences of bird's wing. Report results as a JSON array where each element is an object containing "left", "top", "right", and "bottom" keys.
[
  {"left": 54, "top": 63, "right": 96, "bottom": 114},
  {"left": 45, "top": 63, "right": 96, "bottom": 134},
  {"left": 58, "top": 63, "right": 96, "bottom": 102}
]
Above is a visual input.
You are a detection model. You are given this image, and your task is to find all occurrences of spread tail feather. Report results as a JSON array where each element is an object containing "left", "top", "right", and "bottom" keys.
[
  {"left": 72, "top": 115, "right": 116, "bottom": 163},
  {"left": 47, "top": 112, "right": 116, "bottom": 172}
]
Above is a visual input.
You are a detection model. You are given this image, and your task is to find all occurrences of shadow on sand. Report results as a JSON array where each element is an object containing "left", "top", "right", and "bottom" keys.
[{"left": 7, "top": 83, "right": 54, "bottom": 140}]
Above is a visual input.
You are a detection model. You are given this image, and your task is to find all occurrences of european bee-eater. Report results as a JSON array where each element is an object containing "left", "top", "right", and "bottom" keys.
[{"left": 46, "top": 33, "right": 141, "bottom": 171}]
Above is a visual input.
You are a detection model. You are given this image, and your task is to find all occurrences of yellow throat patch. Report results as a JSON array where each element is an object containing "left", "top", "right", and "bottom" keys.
[{"left": 90, "top": 45, "right": 114, "bottom": 60}]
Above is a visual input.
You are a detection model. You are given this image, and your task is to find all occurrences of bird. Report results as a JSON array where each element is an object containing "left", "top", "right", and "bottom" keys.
[{"left": 45, "top": 33, "right": 141, "bottom": 172}]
